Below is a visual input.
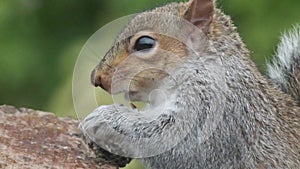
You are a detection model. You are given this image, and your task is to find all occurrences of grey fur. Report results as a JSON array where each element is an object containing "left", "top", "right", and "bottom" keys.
[{"left": 80, "top": 1, "right": 300, "bottom": 169}]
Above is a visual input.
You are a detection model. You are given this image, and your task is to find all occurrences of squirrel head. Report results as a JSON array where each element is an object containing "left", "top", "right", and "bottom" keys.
[{"left": 91, "top": 0, "right": 215, "bottom": 102}]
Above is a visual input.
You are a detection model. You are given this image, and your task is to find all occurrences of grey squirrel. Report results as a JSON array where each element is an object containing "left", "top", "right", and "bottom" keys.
[{"left": 79, "top": 0, "right": 300, "bottom": 168}]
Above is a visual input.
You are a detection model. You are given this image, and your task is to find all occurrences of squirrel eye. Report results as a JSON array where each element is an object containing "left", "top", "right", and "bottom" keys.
[{"left": 134, "top": 36, "right": 155, "bottom": 52}]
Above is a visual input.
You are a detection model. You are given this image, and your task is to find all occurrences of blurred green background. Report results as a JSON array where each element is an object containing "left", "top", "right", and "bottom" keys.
[{"left": 0, "top": 0, "right": 299, "bottom": 168}]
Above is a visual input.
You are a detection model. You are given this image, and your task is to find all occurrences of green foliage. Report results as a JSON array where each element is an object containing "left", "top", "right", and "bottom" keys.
[
  {"left": 121, "top": 160, "right": 146, "bottom": 169},
  {"left": 0, "top": 0, "right": 104, "bottom": 111}
]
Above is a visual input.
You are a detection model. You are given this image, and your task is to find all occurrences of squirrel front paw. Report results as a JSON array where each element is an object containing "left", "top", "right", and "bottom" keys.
[{"left": 79, "top": 104, "right": 133, "bottom": 167}]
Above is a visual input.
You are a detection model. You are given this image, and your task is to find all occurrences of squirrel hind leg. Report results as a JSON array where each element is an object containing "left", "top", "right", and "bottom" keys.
[{"left": 267, "top": 25, "right": 300, "bottom": 102}]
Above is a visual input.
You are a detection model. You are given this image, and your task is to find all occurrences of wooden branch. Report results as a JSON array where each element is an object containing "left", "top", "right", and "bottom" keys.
[{"left": 0, "top": 105, "right": 117, "bottom": 169}]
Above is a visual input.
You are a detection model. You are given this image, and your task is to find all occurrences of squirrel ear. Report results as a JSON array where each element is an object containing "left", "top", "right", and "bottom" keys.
[{"left": 184, "top": 0, "right": 214, "bottom": 34}]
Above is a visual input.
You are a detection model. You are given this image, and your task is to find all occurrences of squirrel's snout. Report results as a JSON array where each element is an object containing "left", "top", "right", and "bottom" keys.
[
  {"left": 91, "top": 71, "right": 103, "bottom": 87},
  {"left": 91, "top": 68, "right": 112, "bottom": 93}
]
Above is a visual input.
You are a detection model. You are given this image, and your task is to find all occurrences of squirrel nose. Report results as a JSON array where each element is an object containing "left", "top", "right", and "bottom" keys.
[
  {"left": 91, "top": 69, "right": 101, "bottom": 87},
  {"left": 91, "top": 68, "right": 111, "bottom": 93}
]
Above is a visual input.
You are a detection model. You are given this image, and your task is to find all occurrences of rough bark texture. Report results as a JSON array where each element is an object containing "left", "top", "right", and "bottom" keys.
[{"left": 0, "top": 105, "right": 117, "bottom": 169}]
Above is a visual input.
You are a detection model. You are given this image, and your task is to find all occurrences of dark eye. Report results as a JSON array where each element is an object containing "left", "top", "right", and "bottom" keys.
[{"left": 134, "top": 36, "right": 155, "bottom": 52}]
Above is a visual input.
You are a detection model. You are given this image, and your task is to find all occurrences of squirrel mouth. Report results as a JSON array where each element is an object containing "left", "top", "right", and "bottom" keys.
[
  {"left": 110, "top": 83, "right": 147, "bottom": 102},
  {"left": 124, "top": 91, "right": 142, "bottom": 102},
  {"left": 111, "top": 90, "right": 145, "bottom": 110}
]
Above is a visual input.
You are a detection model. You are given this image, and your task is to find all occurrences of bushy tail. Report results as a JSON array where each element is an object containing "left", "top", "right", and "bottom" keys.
[{"left": 267, "top": 26, "right": 300, "bottom": 103}]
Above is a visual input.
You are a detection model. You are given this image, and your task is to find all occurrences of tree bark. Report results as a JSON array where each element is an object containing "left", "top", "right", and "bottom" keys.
[{"left": 0, "top": 105, "right": 117, "bottom": 169}]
